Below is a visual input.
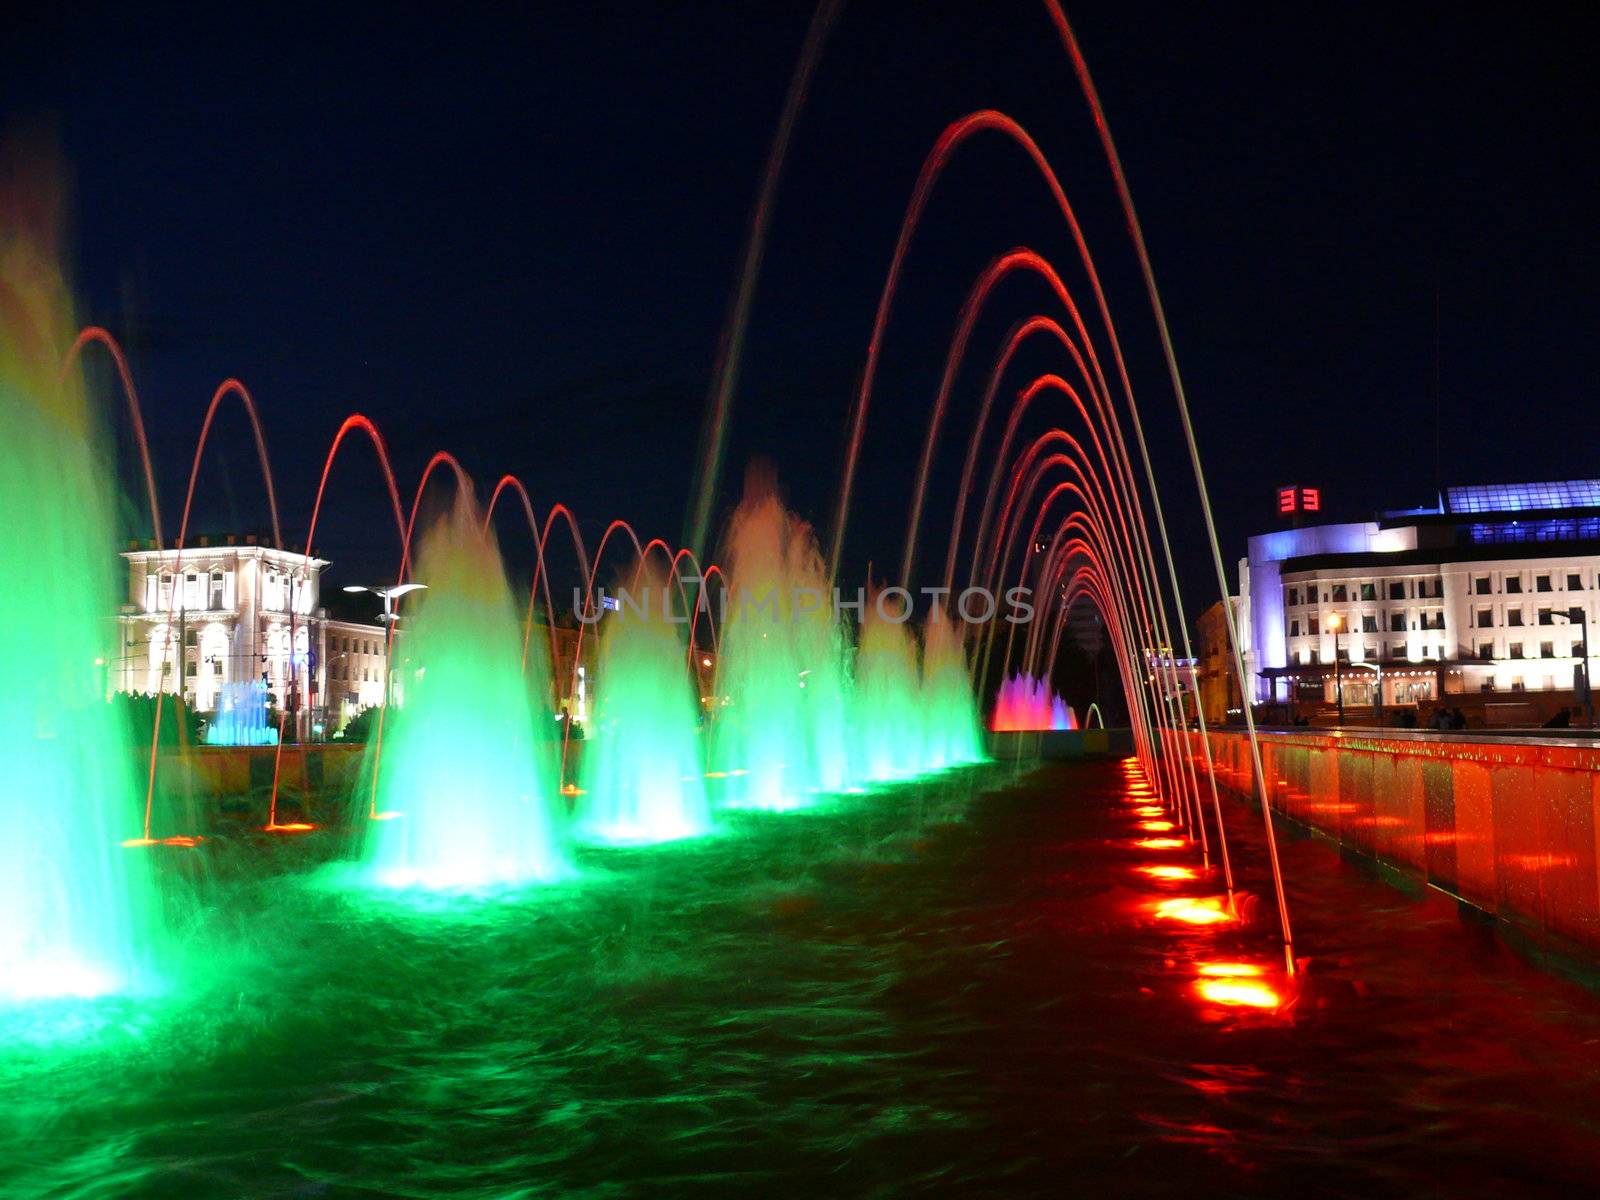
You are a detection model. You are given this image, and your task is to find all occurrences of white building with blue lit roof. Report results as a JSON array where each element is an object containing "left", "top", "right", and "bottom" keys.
[{"left": 1240, "top": 480, "right": 1600, "bottom": 721}]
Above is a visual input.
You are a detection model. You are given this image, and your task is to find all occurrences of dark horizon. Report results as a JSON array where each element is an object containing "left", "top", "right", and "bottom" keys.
[{"left": 6, "top": 2, "right": 1597, "bottom": 624}]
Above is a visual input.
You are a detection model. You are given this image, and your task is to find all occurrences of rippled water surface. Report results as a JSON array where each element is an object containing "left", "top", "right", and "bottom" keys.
[{"left": 5, "top": 759, "right": 1600, "bottom": 1197}]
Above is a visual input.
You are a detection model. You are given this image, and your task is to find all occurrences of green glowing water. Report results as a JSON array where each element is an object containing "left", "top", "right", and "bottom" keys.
[
  {"left": 710, "top": 467, "right": 853, "bottom": 808},
  {"left": 359, "top": 492, "right": 570, "bottom": 889},
  {"left": 918, "top": 613, "right": 985, "bottom": 770},
  {"left": 0, "top": 211, "right": 159, "bottom": 1001},
  {"left": 578, "top": 565, "right": 712, "bottom": 843},
  {"left": 851, "top": 593, "right": 925, "bottom": 781}
]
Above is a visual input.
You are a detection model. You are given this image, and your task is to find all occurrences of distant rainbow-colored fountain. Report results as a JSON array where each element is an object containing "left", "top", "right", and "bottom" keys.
[
  {"left": 578, "top": 563, "right": 712, "bottom": 843},
  {"left": 0, "top": 179, "right": 160, "bottom": 1001},
  {"left": 991, "top": 673, "right": 1075, "bottom": 732},
  {"left": 359, "top": 491, "right": 569, "bottom": 890},
  {"left": 710, "top": 464, "right": 852, "bottom": 808}
]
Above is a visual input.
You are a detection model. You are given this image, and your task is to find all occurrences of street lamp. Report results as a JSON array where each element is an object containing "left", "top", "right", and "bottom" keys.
[
  {"left": 1327, "top": 610, "right": 1344, "bottom": 726},
  {"left": 343, "top": 582, "right": 427, "bottom": 622},
  {"left": 343, "top": 583, "right": 426, "bottom": 708},
  {"left": 1549, "top": 607, "right": 1593, "bottom": 728}
]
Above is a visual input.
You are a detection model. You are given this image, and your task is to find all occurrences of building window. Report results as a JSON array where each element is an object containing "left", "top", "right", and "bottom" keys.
[
  {"left": 1310, "top": 649, "right": 1321, "bottom": 665},
  {"left": 185, "top": 662, "right": 197, "bottom": 678},
  {"left": 1476, "top": 608, "right": 1493, "bottom": 628},
  {"left": 1542, "top": 642, "right": 1556, "bottom": 659},
  {"left": 1570, "top": 606, "right": 1585, "bottom": 624},
  {"left": 1359, "top": 615, "right": 1375, "bottom": 633},
  {"left": 1426, "top": 612, "right": 1445, "bottom": 630},
  {"left": 1365, "top": 644, "right": 1378, "bottom": 659},
  {"left": 1394, "top": 642, "right": 1410, "bottom": 659},
  {"left": 185, "top": 629, "right": 197, "bottom": 647},
  {"left": 1289, "top": 619, "right": 1300, "bottom": 637},
  {"left": 1389, "top": 581, "right": 1406, "bottom": 600},
  {"left": 1474, "top": 576, "right": 1491, "bottom": 595},
  {"left": 1573, "top": 642, "right": 1584, "bottom": 659},
  {"left": 1507, "top": 610, "right": 1524, "bottom": 627},
  {"left": 1537, "top": 575, "right": 1553, "bottom": 592},
  {"left": 1510, "top": 642, "right": 1524, "bottom": 659},
  {"left": 1505, "top": 576, "right": 1523, "bottom": 594},
  {"left": 1569, "top": 574, "right": 1584, "bottom": 591},
  {"left": 1391, "top": 613, "right": 1407, "bottom": 632},
  {"left": 1360, "top": 583, "right": 1376, "bottom": 602},
  {"left": 1539, "top": 608, "right": 1554, "bottom": 626},
  {"left": 1331, "top": 584, "right": 1347, "bottom": 602},
  {"left": 1308, "top": 616, "right": 1319, "bottom": 636},
  {"left": 1287, "top": 587, "right": 1300, "bottom": 606},
  {"left": 1477, "top": 642, "right": 1493, "bottom": 660}
]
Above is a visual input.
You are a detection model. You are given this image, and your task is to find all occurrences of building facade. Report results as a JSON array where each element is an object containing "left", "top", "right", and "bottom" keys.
[
  {"left": 115, "top": 538, "right": 388, "bottom": 736},
  {"left": 1194, "top": 598, "right": 1245, "bottom": 726},
  {"left": 1242, "top": 480, "right": 1600, "bottom": 723},
  {"left": 116, "top": 538, "right": 724, "bottom": 737}
]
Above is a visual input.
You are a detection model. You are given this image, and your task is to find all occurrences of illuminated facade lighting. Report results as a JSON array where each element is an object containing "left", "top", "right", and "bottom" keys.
[{"left": 1213, "top": 479, "right": 1600, "bottom": 714}]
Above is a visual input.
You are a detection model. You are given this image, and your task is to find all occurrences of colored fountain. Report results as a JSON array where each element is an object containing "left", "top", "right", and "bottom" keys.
[
  {"left": 0, "top": 183, "right": 160, "bottom": 1001},
  {"left": 578, "top": 563, "right": 712, "bottom": 843},
  {"left": 918, "top": 611, "right": 986, "bottom": 768},
  {"left": 205, "top": 680, "right": 278, "bottom": 746},
  {"left": 710, "top": 463, "right": 852, "bottom": 808},
  {"left": 851, "top": 585, "right": 924, "bottom": 781},
  {"left": 991, "top": 673, "right": 1075, "bottom": 732},
  {"left": 360, "top": 490, "right": 570, "bottom": 890}
]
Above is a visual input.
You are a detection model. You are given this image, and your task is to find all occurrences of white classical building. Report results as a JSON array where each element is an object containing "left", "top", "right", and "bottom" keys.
[
  {"left": 115, "top": 537, "right": 389, "bottom": 734},
  {"left": 1242, "top": 480, "right": 1600, "bottom": 719}
]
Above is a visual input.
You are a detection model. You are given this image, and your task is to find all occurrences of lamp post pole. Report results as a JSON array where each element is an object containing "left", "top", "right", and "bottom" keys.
[
  {"left": 343, "top": 583, "right": 426, "bottom": 712},
  {"left": 1581, "top": 610, "right": 1594, "bottom": 729},
  {"left": 1329, "top": 611, "right": 1344, "bottom": 726},
  {"left": 1554, "top": 608, "right": 1593, "bottom": 729}
]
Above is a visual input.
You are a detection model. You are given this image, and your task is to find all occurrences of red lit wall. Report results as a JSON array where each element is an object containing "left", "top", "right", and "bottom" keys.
[{"left": 1190, "top": 730, "right": 1600, "bottom": 952}]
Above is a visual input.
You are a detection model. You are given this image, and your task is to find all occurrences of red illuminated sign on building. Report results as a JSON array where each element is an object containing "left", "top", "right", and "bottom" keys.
[{"left": 1277, "top": 486, "right": 1322, "bottom": 517}]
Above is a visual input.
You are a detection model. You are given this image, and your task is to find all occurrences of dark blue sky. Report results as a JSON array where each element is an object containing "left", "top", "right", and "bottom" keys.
[{"left": 7, "top": 2, "right": 1597, "bottom": 617}]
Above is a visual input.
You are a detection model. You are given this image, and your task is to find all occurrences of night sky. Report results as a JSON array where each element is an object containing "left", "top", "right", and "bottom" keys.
[{"left": 6, "top": 2, "right": 1597, "bottom": 622}]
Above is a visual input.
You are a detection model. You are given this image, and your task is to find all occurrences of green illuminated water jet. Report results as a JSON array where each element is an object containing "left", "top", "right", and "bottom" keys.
[
  {"left": 851, "top": 587, "right": 924, "bottom": 781},
  {"left": 710, "top": 464, "right": 852, "bottom": 808},
  {"left": 360, "top": 491, "right": 570, "bottom": 890},
  {"left": 578, "top": 563, "right": 712, "bottom": 843},
  {"left": 0, "top": 173, "right": 160, "bottom": 1001},
  {"left": 918, "top": 612, "right": 985, "bottom": 769}
]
